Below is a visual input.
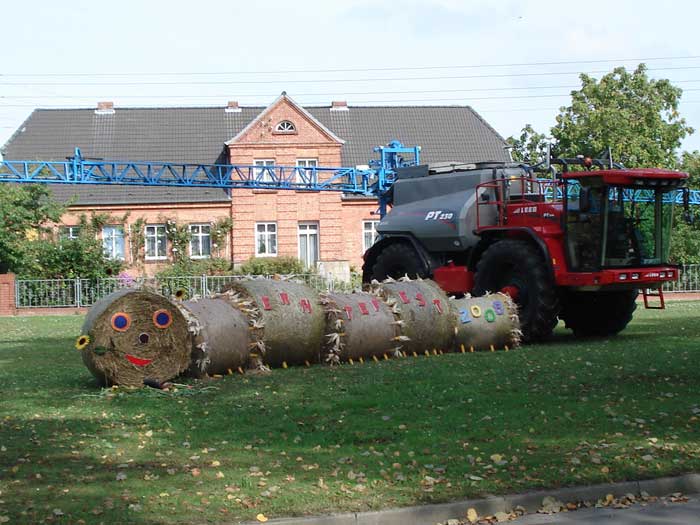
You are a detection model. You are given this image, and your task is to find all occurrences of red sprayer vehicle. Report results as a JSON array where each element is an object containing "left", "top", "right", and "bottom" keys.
[{"left": 362, "top": 156, "right": 689, "bottom": 341}]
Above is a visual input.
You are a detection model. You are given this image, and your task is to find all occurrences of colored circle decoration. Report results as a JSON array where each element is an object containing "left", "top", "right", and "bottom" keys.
[
  {"left": 492, "top": 300, "right": 505, "bottom": 315},
  {"left": 484, "top": 309, "right": 497, "bottom": 323},
  {"left": 469, "top": 305, "right": 482, "bottom": 318},
  {"left": 174, "top": 288, "right": 188, "bottom": 300},
  {"left": 75, "top": 334, "right": 90, "bottom": 351},
  {"left": 153, "top": 309, "right": 173, "bottom": 329},
  {"left": 111, "top": 312, "right": 131, "bottom": 332}
]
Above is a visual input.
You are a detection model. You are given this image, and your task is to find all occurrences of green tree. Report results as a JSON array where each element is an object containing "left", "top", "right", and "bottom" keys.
[
  {"left": 17, "top": 212, "right": 124, "bottom": 279},
  {"left": 0, "top": 184, "right": 64, "bottom": 273},
  {"left": 506, "top": 124, "right": 549, "bottom": 163},
  {"left": 679, "top": 150, "right": 700, "bottom": 189},
  {"left": 552, "top": 64, "right": 693, "bottom": 168},
  {"left": 0, "top": 184, "right": 125, "bottom": 277}
]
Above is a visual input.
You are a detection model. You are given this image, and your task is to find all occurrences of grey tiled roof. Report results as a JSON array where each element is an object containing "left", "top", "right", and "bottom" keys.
[
  {"left": 47, "top": 184, "right": 230, "bottom": 206},
  {"left": 2, "top": 105, "right": 508, "bottom": 205},
  {"left": 309, "top": 106, "right": 509, "bottom": 167}
]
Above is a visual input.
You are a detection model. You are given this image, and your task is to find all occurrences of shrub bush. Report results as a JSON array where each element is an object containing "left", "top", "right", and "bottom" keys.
[
  {"left": 19, "top": 238, "right": 123, "bottom": 279},
  {"left": 156, "top": 258, "right": 232, "bottom": 278},
  {"left": 237, "top": 256, "right": 306, "bottom": 275}
]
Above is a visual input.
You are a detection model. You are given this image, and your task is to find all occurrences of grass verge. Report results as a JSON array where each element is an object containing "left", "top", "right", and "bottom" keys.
[{"left": 0, "top": 302, "right": 699, "bottom": 524}]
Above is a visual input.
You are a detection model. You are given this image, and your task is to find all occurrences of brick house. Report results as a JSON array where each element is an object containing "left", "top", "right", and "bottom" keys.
[{"left": 1, "top": 94, "right": 509, "bottom": 277}]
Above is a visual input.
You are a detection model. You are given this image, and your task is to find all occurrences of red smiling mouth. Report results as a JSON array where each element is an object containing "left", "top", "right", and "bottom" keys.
[{"left": 125, "top": 354, "right": 153, "bottom": 367}]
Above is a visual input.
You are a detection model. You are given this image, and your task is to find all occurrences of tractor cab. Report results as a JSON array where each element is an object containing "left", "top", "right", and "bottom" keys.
[{"left": 562, "top": 169, "right": 687, "bottom": 275}]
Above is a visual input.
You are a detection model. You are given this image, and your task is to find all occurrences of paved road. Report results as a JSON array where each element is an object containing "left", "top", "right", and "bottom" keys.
[{"left": 509, "top": 496, "right": 699, "bottom": 525}]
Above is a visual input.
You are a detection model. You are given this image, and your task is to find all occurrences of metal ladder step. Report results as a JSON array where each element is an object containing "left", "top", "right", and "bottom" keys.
[{"left": 642, "top": 287, "right": 665, "bottom": 309}]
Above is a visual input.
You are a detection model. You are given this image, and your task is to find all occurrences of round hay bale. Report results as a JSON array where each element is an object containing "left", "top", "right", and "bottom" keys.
[
  {"left": 181, "top": 298, "right": 251, "bottom": 377},
  {"left": 376, "top": 280, "right": 456, "bottom": 354},
  {"left": 451, "top": 293, "right": 521, "bottom": 351},
  {"left": 224, "top": 280, "right": 325, "bottom": 367},
  {"left": 79, "top": 289, "right": 192, "bottom": 387},
  {"left": 321, "top": 291, "right": 397, "bottom": 363}
]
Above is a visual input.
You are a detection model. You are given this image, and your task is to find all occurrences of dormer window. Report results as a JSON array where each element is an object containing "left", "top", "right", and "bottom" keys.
[{"left": 274, "top": 120, "right": 297, "bottom": 134}]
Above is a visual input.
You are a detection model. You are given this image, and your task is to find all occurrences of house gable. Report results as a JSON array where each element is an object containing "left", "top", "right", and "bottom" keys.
[{"left": 226, "top": 93, "right": 344, "bottom": 147}]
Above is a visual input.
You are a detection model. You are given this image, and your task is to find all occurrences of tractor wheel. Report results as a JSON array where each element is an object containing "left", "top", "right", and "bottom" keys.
[
  {"left": 473, "top": 240, "right": 559, "bottom": 342},
  {"left": 368, "top": 242, "right": 429, "bottom": 281},
  {"left": 559, "top": 289, "right": 638, "bottom": 337}
]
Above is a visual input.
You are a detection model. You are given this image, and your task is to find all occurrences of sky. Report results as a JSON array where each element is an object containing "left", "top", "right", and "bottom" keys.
[{"left": 2, "top": 0, "right": 700, "bottom": 159}]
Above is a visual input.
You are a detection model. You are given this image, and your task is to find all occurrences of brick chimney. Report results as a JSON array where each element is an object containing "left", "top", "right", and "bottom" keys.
[
  {"left": 225, "top": 100, "right": 241, "bottom": 113},
  {"left": 95, "top": 101, "right": 115, "bottom": 115},
  {"left": 330, "top": 100, "right": 349, "bottom": 112}
]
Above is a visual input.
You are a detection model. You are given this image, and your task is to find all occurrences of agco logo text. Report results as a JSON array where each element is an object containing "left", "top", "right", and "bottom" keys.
[{"left": 424, "top": 210, "right": 454, "bottom": 221}]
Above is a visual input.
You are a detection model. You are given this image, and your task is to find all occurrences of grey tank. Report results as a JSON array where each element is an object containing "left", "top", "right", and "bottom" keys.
[{"left": 377, "top": 163, "right": 528, "bottom": 252}]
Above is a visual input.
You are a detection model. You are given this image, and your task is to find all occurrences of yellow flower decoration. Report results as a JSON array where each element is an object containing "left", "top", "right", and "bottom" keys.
[
  {"left": 75, "top": 335, "right": 90, "bottom": 351},
  {"left": 174, "top": 288, "right": 187, "bottom": 300}
]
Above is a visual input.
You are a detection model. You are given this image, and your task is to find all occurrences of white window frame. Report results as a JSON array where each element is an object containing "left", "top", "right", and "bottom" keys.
[
  {"left": 102, "top": 225, "right": 125, "bottom": 260},
  {"left": 144, "top": 224, "right": 167, "bottom": 261},
  {"left": 255, "top": 222, "right": 278, "bottom": 257},
  {"left": 254, "top": 159, "right": 275, "bottom": 183},
  {"left": 59, "top": 225, "right": 80, "bottom": 240},
  {"left": 189, "top": 223, "right": 211, "bottom": 259},
  {"left": 296, "top": 158, "right": 318, "bottom": 184},
  {"left": 298, "top": 221, "right": 320, "bottom": 269},
  {"left": 363, "top": 220, "right": 380, "bottom": 252}
]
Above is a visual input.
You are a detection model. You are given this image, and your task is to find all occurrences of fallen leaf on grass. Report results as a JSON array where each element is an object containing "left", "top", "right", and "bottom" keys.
[{"left": 256, "top": 514, "right": 268, "bottom": 523}]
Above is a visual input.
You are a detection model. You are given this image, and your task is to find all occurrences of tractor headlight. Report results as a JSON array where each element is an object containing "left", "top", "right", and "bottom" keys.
[
  {"left": 631, "top": 273, "right": 640, "bottom": 280},
  {"left": 619, "top": 273, "right": 628, "bottom": 281}
]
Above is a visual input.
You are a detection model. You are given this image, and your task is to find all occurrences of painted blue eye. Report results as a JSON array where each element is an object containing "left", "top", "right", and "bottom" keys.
[
  {"left": 111, "top": 312, "right": 131, "bottom": 332},
  {"left": 153, "top": 309, "right": 172, "bottom": 329}
]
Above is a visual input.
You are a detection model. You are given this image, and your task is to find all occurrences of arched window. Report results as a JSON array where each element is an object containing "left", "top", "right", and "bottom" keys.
[{"left": 274, "top": 120, "right": 296, "bottom": 134}]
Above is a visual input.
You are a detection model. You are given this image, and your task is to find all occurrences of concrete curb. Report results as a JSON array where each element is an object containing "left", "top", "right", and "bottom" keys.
[{"left": 245, "top": 473, "right": 700, "bottom": 525}]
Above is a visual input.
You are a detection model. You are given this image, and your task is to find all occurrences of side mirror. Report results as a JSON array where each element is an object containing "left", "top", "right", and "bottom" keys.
[{"left": 579, "top": 187, "right": 592, "bottom": 213}]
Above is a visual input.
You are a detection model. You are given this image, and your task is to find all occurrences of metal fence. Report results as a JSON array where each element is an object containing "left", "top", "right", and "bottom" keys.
[
  {"left": 14, "top": 265, "right": 699, "bottom": 309},
  {"left": 15, "top": 273, "right": 361, "bottom": 308},
  {"left": 663, "top": 264, "right": 700, "bottom": 293}
]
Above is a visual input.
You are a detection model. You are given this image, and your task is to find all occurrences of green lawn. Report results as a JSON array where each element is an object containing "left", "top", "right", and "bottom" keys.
[{"left": 1, "top": 302, "right": 699, "bottom": 524}]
